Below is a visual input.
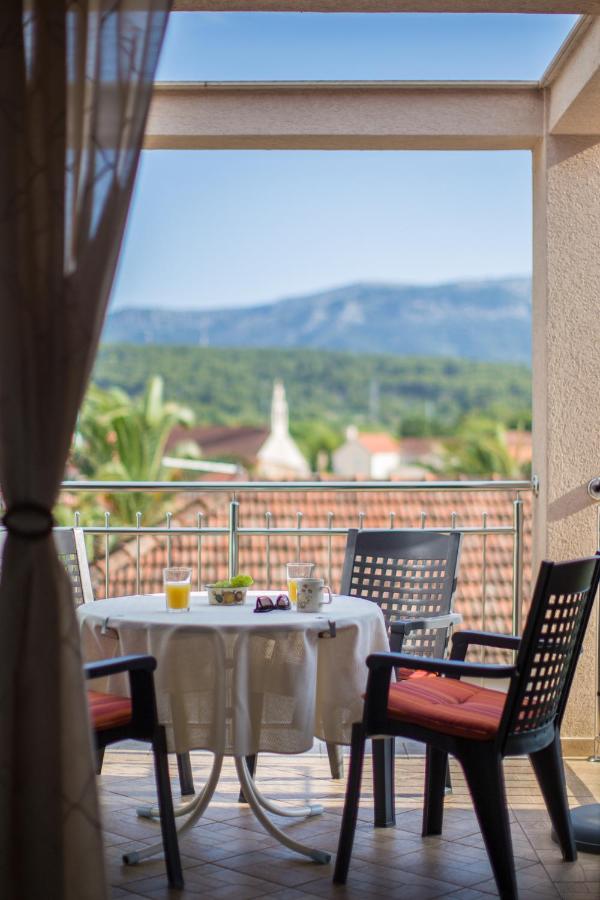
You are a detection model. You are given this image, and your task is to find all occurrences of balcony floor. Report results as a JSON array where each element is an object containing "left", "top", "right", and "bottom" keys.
[{"left": 103, "top": 748, "right": 600, "bottom": 899}]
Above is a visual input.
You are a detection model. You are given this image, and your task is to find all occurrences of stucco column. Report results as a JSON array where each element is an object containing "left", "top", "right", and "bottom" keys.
[{"left": 532, "top": 134, "right": 600, "bottom": 757}]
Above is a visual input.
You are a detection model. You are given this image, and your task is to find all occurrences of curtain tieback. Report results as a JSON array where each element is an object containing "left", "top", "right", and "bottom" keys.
[{"left": 2, "top": 502, "right": 55, "bottom": 539}]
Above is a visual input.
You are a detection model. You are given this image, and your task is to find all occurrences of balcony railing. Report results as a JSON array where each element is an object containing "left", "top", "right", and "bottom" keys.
[{"left": 61, "top": 478, "right": 534, "bottom": 636}]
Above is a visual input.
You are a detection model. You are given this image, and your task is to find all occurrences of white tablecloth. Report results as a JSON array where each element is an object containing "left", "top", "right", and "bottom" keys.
[{"left": 78, "top": 591, "right": 389, "bottom": 757}]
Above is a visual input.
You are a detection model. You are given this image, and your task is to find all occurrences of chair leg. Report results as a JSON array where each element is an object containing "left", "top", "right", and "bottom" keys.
[
  {"left": 176, "top": 751, "right": 195, "bottom": 797},
  {"left": 333, "top": 723, "right": 367, "bottom": 885},
  {"left": 529, "top": 730, "right": 576, "bottom": 862},
  {"left": 326, "top": 741, "right": 344, "bottom": 779},
  {"left": 423, "top": 746, "right": 447, "bottom": 836},
  {"left": 95, "top": 747, "right": 105, "bottom": 776},
  {"left": 238, "top": 755, "right": 257, "bottom": 803},
  {"left": 459, "top": 746, "right": 517, "bottom": 900},
  {"left": 152, "top": 726, "right": 184, "bottom": 889},
  {"left": 373, "top": 736, "right": 395, "bottom": 827},
  {"left": 445, "top": 759, "right": 452, "bottom": 794}
]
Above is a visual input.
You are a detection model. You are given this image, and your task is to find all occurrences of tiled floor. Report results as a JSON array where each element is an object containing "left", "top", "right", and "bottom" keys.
[{"left": 103, "top": 748, "right": 600, "bottom": 899}]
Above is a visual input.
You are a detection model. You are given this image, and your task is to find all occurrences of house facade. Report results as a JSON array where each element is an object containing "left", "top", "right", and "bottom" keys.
[{"left": 333, "top": 426, "right": 401, "bottom": 479}]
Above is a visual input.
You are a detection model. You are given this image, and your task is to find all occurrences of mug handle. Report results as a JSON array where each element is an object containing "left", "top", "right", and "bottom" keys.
[{"left": 321, "top": 585, "right": 333, "bottom": 605}]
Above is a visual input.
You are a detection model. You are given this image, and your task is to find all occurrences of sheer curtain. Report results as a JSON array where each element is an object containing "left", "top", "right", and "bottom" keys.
[{"left": 0, "top": 2, "right": 171, "bottom": 897}]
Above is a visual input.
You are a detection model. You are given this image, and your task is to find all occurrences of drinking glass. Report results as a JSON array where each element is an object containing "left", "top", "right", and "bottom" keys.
[
  {"left": 286, "top": 562, "right": 315, "bottom": 605},
  {"left": 164, "top": 566, "right": 192, "bottom": 612}
]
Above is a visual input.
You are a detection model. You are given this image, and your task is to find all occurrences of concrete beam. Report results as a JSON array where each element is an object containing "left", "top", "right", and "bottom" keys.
[
  {"left": 547, "top": 17, "right": 600, "bottom": 133},
  {"left": 145, "top": 82, "right": 542, "bottom": 150},
  {"left": 173, "top": 2, "right": 600, "bottom": 13}
]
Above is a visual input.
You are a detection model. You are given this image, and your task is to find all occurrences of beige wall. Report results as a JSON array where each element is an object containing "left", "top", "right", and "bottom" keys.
[{"left": 532, "top": 133, "right": 600, "bottom": 755}]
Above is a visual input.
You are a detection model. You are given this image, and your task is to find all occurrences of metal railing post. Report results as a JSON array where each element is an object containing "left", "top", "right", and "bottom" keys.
[
  {"left": 228, "top": 498, "right": 239, "bottom": 580},
  {"left": 166, "top": 511, "right": 172, "bottom": 568},
  {"left": 136, "top": 512, "right": 141, "bottom": 595},
  {"left": 512, "top": 495, "right": 524, "bottom": 636}
]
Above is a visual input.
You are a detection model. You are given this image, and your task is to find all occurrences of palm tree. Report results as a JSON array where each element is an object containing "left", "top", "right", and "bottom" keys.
[{"left": 72, "top": 376, "right": 194, "bottom": 524}]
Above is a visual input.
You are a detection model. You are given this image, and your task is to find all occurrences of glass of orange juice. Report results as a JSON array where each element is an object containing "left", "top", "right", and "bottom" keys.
[
  {"left": 286, "top": 562, "right": 315, "bottom": 606},
  {"left": 164, "top": 567, "right": 192, "bottom": 612}
]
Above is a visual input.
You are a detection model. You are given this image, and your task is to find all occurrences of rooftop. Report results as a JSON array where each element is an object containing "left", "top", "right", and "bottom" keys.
[
  {"left": 167, "top": 424, "right": 269, "bottom": 463},
  {"left": 354, "top": 432, "right": 401, "bottom": 454}
]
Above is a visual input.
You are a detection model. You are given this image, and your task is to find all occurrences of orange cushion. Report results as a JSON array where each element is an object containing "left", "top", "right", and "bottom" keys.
[
  {"left": 397, "top": 668, "right": 434, "bottom": 680},
  {"left": 387, "top": 676, "right": 506, "bottom": 741},
  {"left": 88, "top": 690, "right": 132, "bottom": 730}
]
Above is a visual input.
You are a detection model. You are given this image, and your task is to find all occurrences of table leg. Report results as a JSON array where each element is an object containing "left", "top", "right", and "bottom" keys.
[
  {"left": 248, "top": 769, "right": 324, "bottom": 818},
  {"left": 127, "top": 752, "right": 223, "bottom": 865},
  {"left": 129, "top": 753, "right": 330, "bottom": 867},
  {"left": 137, "top": 791, "right": 199, "bottom": 820},
  {"left": 234, "top": 756, "right": 331, "bottom": 864}
]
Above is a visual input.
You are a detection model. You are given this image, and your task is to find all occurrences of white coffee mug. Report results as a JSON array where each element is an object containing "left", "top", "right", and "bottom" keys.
[{"left": 296, "top": 577, "right": 333, "bottom": 612}]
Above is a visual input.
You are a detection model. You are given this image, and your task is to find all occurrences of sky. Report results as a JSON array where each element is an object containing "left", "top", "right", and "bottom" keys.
[{"left": 110, "top": 12, "right": 578, "bottom": 311}]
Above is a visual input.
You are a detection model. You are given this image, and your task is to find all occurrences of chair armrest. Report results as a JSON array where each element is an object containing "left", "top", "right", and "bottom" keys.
[
  {"left": 85, "top": 655, "right": 159, "bottom": 739},
  {"left": 450, "top": 630, "right": 521, "bottom": 661},
  {"left": 367, "top": 651, "right": 516, "bottom": 680},
  {"left": 390, "top": 613, "right": 462, "bottom": 636},
  {"left": 84, "top": 654, "right": 157, "bottom": 680},
  {"left": 389, "top": 613, "right": 462, "bottom": 652}
]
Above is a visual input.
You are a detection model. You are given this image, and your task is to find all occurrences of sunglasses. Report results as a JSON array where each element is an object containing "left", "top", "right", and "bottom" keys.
[{"left": 254, "top": 594, "right": 291, "bottom": 613}]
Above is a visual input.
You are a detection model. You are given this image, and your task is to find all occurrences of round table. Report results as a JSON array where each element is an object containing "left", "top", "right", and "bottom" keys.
[{"left": 78, "top": 591, "right": 389, "bottom": 864}]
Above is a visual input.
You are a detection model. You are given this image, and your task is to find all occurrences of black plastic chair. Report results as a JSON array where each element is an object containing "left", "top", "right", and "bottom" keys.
[
  {"left": 333, "top": 553, "right": 600, "bottom": 899},
  {"left": 328, "top": 528, "right": 462, "bottom": 825},
  {"left": 86, "top": 655, "right": 183, "bottom": 888},
  {"left": 341, "top": 529, "right": 463, "bottom": 656},
  {"left": 45, "top": 528, "right": 197, "bottom": 799}
]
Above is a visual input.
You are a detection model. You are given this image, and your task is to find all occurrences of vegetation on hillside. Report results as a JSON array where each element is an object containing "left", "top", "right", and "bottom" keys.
[
  {"left": 58, "top": 353, "right": 531, "bottom": 533},
  {"left": 94, "top": 344, "right": 531, "bottom": 437}
]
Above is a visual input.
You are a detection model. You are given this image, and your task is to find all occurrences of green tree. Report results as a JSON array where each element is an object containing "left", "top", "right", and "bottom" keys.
[
  {"left": 290, "top": 420, "right": 343, "bottom": 472},
  {"left": 73, "top": 376, "right": 194, "bottom": 523},
  {"left": 433, "top": 415, "right": 522, "bottom": 479}
]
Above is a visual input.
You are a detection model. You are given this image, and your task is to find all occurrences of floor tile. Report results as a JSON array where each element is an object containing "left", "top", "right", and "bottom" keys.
[{"left": 100, "top": 750, "right": 599, "bottom": 899}]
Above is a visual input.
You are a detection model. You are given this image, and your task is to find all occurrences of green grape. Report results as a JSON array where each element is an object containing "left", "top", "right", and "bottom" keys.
[{"left": 230, "top": 574, "right": 254, "bottom": 587}]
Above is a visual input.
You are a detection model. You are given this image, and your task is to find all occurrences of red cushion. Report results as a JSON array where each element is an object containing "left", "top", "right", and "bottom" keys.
[
  {"left": 387, "top": 676, "right": 506, "bottom": 741},
  {"left": 397, "top": 667, "right": 434, "bottom": 680},
  {"left": 88, "top": 690, "right": 132, "bottom": 730}
]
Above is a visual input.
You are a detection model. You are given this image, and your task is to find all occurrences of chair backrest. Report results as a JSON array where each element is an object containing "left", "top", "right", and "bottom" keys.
[
  {"left": 501, "top": 553, "right": 600, "bottom": 748},
  {"left": 0, "top": 527, "right": 94, "bottom": 606},
  {"left": 53, "top": 527, "right": 95, "bottom": 606},
  {"left": 340, "top": 528, "right": 462, "bottom": 657}
]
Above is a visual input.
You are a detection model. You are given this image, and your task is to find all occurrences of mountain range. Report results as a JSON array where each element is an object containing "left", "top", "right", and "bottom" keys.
[{"left": 104, "top": 277, "right": 531, "bottom": 364}]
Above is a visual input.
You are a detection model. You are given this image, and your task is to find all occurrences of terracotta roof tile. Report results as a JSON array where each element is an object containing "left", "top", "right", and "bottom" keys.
[
  {"left": 400, "top": 437, "right": 442, "bottom": 458},
  {"left": 167, "top": 425, "right": 269, "bottom": 463},
  {"left": 357, "top": 432, "right": 400, "bottom": 453}
]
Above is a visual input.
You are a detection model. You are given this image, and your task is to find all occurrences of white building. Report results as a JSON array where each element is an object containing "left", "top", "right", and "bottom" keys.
[
  {"left": 256, "top": 381, "right": 310, "bottom": 479},
  {"left": 166, "top": 380, "right": 310, "bottom": 479},
  {"left": 333, "top": 426, "right": 401, "bottom": 480}
]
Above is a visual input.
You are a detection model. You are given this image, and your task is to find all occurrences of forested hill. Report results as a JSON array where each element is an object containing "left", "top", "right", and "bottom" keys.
[
  {"left": 104, "top": 277, "right": 531, "bottom": 364},
  {"left": 94, "top": 345, "right": 531, "bottom": 432}
]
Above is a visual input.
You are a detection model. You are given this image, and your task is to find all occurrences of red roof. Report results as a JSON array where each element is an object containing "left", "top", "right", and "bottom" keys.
[
  {"left": 92, "top": 486, "right": 532, "bottom": 657},
  {"left": 356, "top": 432, "right": 400, "bottom": 454},
  {"left": 167, "top": 425, "right": 269, "bottom": 464},
  {"left": 505, "top": 430, "right": 532, "bottom": 465},
  {"left": 400, "top": 437, "right": 441, "bottom": 458}
]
